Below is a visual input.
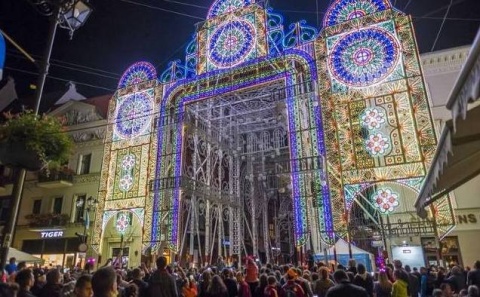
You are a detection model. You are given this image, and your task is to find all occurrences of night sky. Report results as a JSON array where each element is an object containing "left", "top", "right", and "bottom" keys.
[{"left": 1, "top": 0, "right": 479, "bottom": 101}]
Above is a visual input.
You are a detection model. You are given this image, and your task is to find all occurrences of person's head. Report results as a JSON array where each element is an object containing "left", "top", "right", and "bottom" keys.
[
  {"left": 468, "top": 285, "right": 479, "bottom": 297},
  {"left": 393, "top": 269, "right": 404, "bottom": 281},
  {"left": 8, "top": 258, "right": 16, "bottom": 265},
  {"left": 75, "top": 275, "right": 93, "bottom": 297},
  {"left": 156, "top": 256, "right": 167, "bottom": 270},
  {"left": 17, "top": 262, "right": 26, "bottom": 271},
  {"left": 357, "top": 263, "right": 366, "bottom": 274},
  {"left": 267, "top": 275, "right": 276, "bottom": 286},
  {"left": 432, "top": 289, "right": 443, "bottom": 297},
  {"left": 131, "top": 268, "right": 143, "bottom": 280},
  {"left": 441, "top": 282, "right": 454, "bottom": 297},
  {"left": 348, "top": 259, "right": 356, "bottom": 269},
  {"left": 393, "top": 260, "right": 402, "bottom": 270},
  {"left": 124, "top": 283, "right": 139, "bottom": 297},
  {"left": 319, "top": 267, "right": 329, "bottom": 280},
  {"left": 0, "top": 282, "right": 18, "bottom": 297},
  {"left": 221, "top": 268, "right": 230, "bottom": 279},
  {"left": 208, "top": 275, "right": 227, "bottom": 294},
  {"left": 420, "top": 267, "right": 427, "bottom": 274},
  {"left": 413, "top": 267, "right": 418, "bottom": 273},
  {"left": 405, "top": 265, "right": 411, "bottom": 273},
  {"left": 333, "top": 270, "right": 349, "bottom": 283},
  {"left": 92, "top": 267, "right": 118, "bottom": 297},
  {"left": 236, "top": 271, "right": 244, "bottom": 282},
  {"left": 459, "top": 289, "right": 468, "bottom": 297},
  {"left": 474, "top": 261, "right": 480, "bottom": 270},
  {"left": 46, "top": 269, "right": 62, "bottom": 285},
  {"left": 378, "top": 270, "right": 389, "bottom": 284},
  {"left": 15, "top": 269, "right": 34, "bottom": 289},
  {"left": 286, "top": 268, "right": 297, "bottom": 280}
]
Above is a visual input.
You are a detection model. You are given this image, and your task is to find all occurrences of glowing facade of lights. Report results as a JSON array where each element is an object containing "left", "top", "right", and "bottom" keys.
[
  {"left": 118, "top": 61, "right": 157, "bottom": 89},
  {"left": 92, "top": 0, "right": 454, "bottom": 258}
]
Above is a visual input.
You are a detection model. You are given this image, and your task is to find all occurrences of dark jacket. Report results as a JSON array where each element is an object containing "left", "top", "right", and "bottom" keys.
[
  {"left": 148, "top": 269, "right": 178, "bottom": 297},
  {"left": 353, "top": 274, "right": 374, "bottom": 297},
  {"left": 325, "top": 281, "right": 369, "bottom": 297},
  {"left": 18, "top": 289, "right": 37, "bottom": 297},
  {"left": 468, "top": 269, "right": 480, "bottom": 287},
  {"left": 132, "top": 279, "right": 149, "bottom": 297},
  {"left": 38, "top": 283, "right": 63, "bottom": 297},
  {"left": 223, "top": 277, "right": 238, "bottom": 297}
]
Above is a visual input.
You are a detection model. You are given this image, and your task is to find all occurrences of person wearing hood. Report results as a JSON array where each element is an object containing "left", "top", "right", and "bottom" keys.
[
  {"left": 148, "top": 256, "right": 178, "bottom": 297},
  {"left": 392, "top": 270, "right": 408, "bottom": 297},
  {"left": 353, "top": 264, "right": 374, "bottom": 297}
]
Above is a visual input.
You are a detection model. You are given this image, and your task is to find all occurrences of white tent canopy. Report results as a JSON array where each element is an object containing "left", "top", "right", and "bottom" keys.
[
  {"left": 325, "top": 238, "right": 374, "bottom": 256},
  {"left": 7, "top": 248, "right": 42, "bottom": 263}
]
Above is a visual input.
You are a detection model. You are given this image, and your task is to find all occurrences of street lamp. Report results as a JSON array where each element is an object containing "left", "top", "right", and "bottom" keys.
[
  {"left": 0, "top": 0, "right": 93, "bottom": 270},
  {"left": 76, "top": 196, "right": 98, "bottom": 243}
]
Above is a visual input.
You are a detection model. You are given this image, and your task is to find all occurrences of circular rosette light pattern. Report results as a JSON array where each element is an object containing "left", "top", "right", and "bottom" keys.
[
  {"left": 121, "top": 154, "right": 136, "bottom": 171},
  {"left": 373, "top": 188, "right": 400, "bottom": 214},
  {"left": 323, "top": 0, "right": 391, "bottom": 27},
  {"left": 208, "top": 20, "right": 256, "bottom": 68},
  {"left": 328, "top": 27, "right": 400, "bottom": 87},
  {"left": 365, "top": 133, "right": 390, "bottom": 156},
  {"left": 118, "top": 61, "right": 157, "bottom": 89},
  {"left": 361, "top": 107, "right": 386, "bottom": 130},
  {"left": 114, "top": 93, "right": 153, "bottom": 139},
  {"left": 207, "top": 0, "right": 253, "bottom": 19},
  {"left": 116, "top": 212, "right": 131, "bottom": 234}
]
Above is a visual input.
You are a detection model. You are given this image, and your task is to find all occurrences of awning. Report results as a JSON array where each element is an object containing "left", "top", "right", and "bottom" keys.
[
  {"left": 416, "top": 28, "right": 480, "bottom": 216},
  {"left": 7, "top": 248, "right": 42, "bottom": 263}
]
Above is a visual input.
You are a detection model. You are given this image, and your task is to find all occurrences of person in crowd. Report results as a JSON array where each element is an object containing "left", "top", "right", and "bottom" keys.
[
  {"left": 199, "top": 269, "right": 213, "bottom": 297},
  {"left": 206, "top": 275, "right": 228, "bottom": 297},
  {"left": 245, "top": 258, "right": 259, "bottom": 296},
  {"left": 254, "top": 274, "right": 268, "bottom": 297},
  {"left": 312, "top": 267, "right": 334, "bottom": 297},
  {"left": 326, "top": 269, "right": 368, "bottom": 297},
  {"left": 348, "top": 260, "right": 358, "bottom": 276},
  {"left": 148, "top": 256, "right": 178, "bottom": 297},
  {"left": 182, "top": 277, "right": 198, "bottom": 297},
  {"left": 5, "top": 258, "right": 17, "bottom": 276},
  {"left": 459, "top": 289, "right": 468, "bottom": 297},
  {"left": 282, "top": 268, "right": 305, "bottom": 297},
  {"left": 405, "top": 265, "right": 419, "bottom": 297},
  {"left": 221, "top": 269, "right": 237, "bottom": 297},
  {"left": 92, "top": 267, "right": 118, "bottom": 297},
  {"left": 420, "top": 268, "right": 428, "bottom": 297},
  {"left": 30, "top": 270, "right": 45, "bottom": 297},
  {"left": 131, "top": 268, "right": 148, "bottom": 297},
  {"left": 435, "top": 269, "right": 446, "bottom": 289},
  {"left": 353, "top": 264, "right": 374, "bottom": 297},
  {"left": 124, "top": 283, "right": 140, "bottom": 297},
  {"left": 237, "top": 271, "right": 252, "bottom": 297},
  {"left": 294, "top": 268, "right": 313, "bottom": 297},
  {"left": 38, "top": 268, "right": 63, "bottom": 297},
  {"left": 15, "top": 268, "right": 35, "bottom": 297},
  {"left": 373, "top": 270, "right": 392, "bottom": 297},
  {"left": 0, "top": 282, "right": 19, "bottom": 297},
  {"left": 392, "top": 269, "right": 408, "bottom": 297},
  {"left": 431, "top": 289, "right": 443, "bottom": 297},
  {"left": 73, "top": 275, "right": 93, "bottom": 297},
  {"left": 468, "top": 262, "right": 480, "bottom": 287},
  {"left": 217, "top": 257, "right": 226, "bottom": 273},
  {"left": 468, "top": 285, "right": 479, "bottom": 297},
  {"left": 448, "top": 266, "right": 466, "bottom": 293},
  {"left": 440, "top": 282, "right": 455, "bottom": 297},
  {"left": 264, "top": 275, "right": 280, "bottom": 297}
]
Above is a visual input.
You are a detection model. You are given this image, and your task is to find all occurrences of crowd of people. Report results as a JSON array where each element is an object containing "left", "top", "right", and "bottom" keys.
[{"left": 1, "top": 255, "right": 480, "bottom": 297}]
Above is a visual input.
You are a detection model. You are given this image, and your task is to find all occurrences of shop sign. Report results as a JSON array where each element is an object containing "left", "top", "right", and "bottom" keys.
[
  {"left": 40, "top": 231, "right": 64, "bottom": 238},
  {"left": 453, "top": 210, "right": 480, "bottom": 231}
]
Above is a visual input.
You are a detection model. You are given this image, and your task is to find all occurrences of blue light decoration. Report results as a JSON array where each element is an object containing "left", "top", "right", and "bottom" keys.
[
  {"left": 160, "top": 36, "right": 197, "bottom": 83},
  {"left": 207, "top": 0, "right": 254, "bottom": 19},
  {"left": 323, "top": 0, "right": 392, "bottom": 27},
  {"left": 0, "top": 32, "right": 5, "bottom": 80},
  {"left": 208, "top": 20, "right": 256, "bottom": 68},
  {"left": 328, "top": 27, "right": 400, "bottom": 88},
  {"left": 114, "top": 91, "right": 154, "bottom": 140},
  {"left": 282, "top": 21, "right": 318, "bottom": 49},
  {"left": 118, "top": 61, "right": 157, "bottom": 89}
]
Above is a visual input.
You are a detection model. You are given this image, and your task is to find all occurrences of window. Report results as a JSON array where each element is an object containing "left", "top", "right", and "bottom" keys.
[
  {"left": 78, "top": 154, "right": 92, "bottom": 175},
  {"left": 74, "top": 195, "right": 86, "bottom": 223},
  {"left": 53, "top": 197, "right": 63, "bottom": 214},
  {"left": 0, "top": 198, "right": 10, "bottom": 223},
  {"left": 32, "top": 199, "right": 42, "bottom": 215}
]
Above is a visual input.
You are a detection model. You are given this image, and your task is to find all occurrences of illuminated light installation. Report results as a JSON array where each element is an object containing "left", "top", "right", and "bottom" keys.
[
  {"left": 93, "top": 0, "right": 454, "bottom": 263},
  {"left": 116, "top": 212, "right": 130, "bottom": 234},
  {"left": 372, "top": 188, "right": 399, "bottom": 214},
  {"left": 207, "top": 0, "right": 254, "bottom": 19},
  {"left": 118, "top": 61, "right": 157, "bottom": 89},
  {"left": 323, "top": 0, "right": 391, "bottom": 27}
]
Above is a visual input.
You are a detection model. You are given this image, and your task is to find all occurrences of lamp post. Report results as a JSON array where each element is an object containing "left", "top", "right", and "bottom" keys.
[
  {"left": 0, "top": 0, "right": 92, "bottom": 270},
  {"left": 76, "top": 196, "right": 98, "bottom": 243}
]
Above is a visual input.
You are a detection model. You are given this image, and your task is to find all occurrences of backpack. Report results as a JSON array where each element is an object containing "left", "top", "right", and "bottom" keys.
[{"left": 283, "top": 282, "right": 305, "bottom": 297}]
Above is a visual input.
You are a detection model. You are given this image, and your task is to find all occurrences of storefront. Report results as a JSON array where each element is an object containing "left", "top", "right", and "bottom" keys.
[{"left": 15, "top": 227, "right": 87, "bottom": 269}]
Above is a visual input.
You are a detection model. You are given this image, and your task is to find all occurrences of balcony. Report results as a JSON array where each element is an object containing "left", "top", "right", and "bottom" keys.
[
  {"left": 24, "top": 213, "right": 70, "bottom": 228},
  {"left": 37, "top": 170, "right": 74, "bottom": 188}
]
